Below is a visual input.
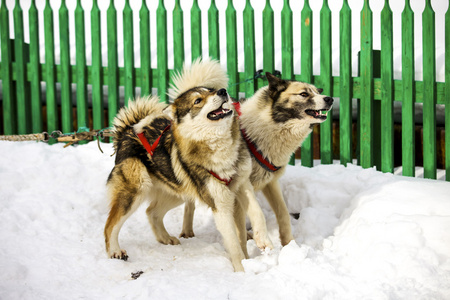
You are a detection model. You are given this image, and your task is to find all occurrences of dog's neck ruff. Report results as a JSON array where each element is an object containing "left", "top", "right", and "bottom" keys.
[
  {"left": 232, "top": 102, "right": 281, "bottom": 172},
  {"left": 136, "top": 123, "right": 232, "bottom": 186}
]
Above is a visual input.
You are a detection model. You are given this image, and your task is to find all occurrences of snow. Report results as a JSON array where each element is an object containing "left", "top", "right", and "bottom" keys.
[{"left": 1, "top": 140, "right": 449, "bottom": 299}]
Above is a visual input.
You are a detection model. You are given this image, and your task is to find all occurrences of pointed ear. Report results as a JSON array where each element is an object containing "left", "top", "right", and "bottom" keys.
[
  {"left": 163, "top": 104, "right": 175, "bottom": 120},
  {"left": 266, "top": 72, "right": 286, "bottom": 93}
]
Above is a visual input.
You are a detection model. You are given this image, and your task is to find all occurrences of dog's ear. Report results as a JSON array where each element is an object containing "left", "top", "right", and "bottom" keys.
[
  {"left": 163, "top": 104, "right": 175, "bottom": 120},
  {"left": 266, "top": 72, "right": 287, "bottom": 93}
]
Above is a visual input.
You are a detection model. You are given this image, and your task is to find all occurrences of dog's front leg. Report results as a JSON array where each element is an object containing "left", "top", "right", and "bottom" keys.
[
  {"left": 180, "top": 201, "right": 195, "bottom": 238},
  {"left": 239, "top": 183, "right": 274, "bottom": 250},
  {"left": 261, "top": 179, "right": 294, "bottom": 246}
]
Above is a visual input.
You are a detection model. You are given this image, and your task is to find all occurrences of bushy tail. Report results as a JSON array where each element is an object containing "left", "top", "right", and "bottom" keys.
[
  {"left": 111, "top": 95, "right": 167, "bottom": 147},
  {"left": 168, "top": 57, "right": 229, "bottom": 100}
]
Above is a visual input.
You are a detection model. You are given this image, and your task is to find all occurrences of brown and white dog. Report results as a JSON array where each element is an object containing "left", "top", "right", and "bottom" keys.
[
  {"left": 180, "top": 64, "right": 334, "bottom": 247},
  {"left": 104, "top": 60, "right": 267, "bottom": 271}
]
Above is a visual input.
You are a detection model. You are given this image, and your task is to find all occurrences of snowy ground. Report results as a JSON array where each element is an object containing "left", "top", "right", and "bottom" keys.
[{"left": 0, "top": 140, "right": 449, "bottom": 299}]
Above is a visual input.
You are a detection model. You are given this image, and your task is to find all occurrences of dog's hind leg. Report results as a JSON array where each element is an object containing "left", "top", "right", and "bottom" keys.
[
  {"left": 261, "top": 180, "right": 294, "bottom": 246},
  {"left": 239, "top": 183, "right": 273, "bottom": 250},
  {"left": 146, "top": 191, "right": 183, "bottom": 245},
  {"left": 104, "top": 159, "right": 148, "bottom": 260},
  {"left": 233, "top": 198, "right": 249, "bottom": 259},
  {"left": 179, "top": 201, "right": 196, "bottom": 238}
]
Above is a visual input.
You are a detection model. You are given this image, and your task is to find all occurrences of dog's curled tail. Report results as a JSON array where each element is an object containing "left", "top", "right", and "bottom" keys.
[
  {"left": 112, "top": 95, "right": 167, "bottom": 143},
  {"left": 168, "top": 58, "right": 229, "bottom": 100}
]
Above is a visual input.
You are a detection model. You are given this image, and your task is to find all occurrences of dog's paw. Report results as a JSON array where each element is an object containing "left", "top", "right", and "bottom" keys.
[
  {"left": 253, "top": 232, "right": 274, "bottom": 250},
  {"left": 158, "top": 236, "right": 181, "bottom": 245},
  {"left": 179, "top": 230, "right": 195, "bottom": 239},
  {"left": 109, "top": 250, "right": 128, "bottom": 261}
]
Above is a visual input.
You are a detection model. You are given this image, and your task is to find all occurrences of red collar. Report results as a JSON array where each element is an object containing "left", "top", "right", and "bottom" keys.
[
  {"left": 232, "top": 102, "right": 281, "bottom": 172},
  {"left": 137, "top": 123, "right": 232, "bottom": 186}
]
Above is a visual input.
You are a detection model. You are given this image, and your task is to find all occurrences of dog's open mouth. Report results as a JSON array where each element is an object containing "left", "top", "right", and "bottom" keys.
[
  {"left": 305, "top": 109, "right": 329, "bottom": 120},
  {"left": 207, "top": 103, "right": 233, "bottom": 121}
]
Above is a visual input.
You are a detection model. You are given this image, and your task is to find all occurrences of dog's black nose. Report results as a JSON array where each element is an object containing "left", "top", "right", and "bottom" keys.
[
  {"left": 324, "top": 97, "right": 334, "bottom": 104},
  {"left": 217, "top": 88, "right": 227, "bottom": 96}
]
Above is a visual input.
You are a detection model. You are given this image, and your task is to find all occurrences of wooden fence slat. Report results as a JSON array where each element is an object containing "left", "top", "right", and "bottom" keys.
[
  {"left": 243, "top": 0, "right": 256, "bottom": 98},
  {"left": 319, "top": 0, "right": 333, "bottom": 164},
  {"left": 75, "top": 0, "right": 88, "bottom": 133},
  {"left": 13, "top": 1, "right": 30, "bottom": 134},
  {"left": 123, "top": 0, "right": 135, "bottom": 105},
  {"left": 0, "top": 0, "right": 15, "bottom": 134},
  {"left": 139, "top": 0, "right": 151, "bottom": 96},
  {"left": 29, "top": 0, "right": 43, "bottom": 133},
  {"left": 262, "top": 0, "right": 274, "bottom": 89},
  {"left": 208, "top": 0, "right": 220, "bottom": 61},
  {"left": 157, "top": 0, "right": 168, "bottom": 103},
  {"left": 173, "top": 0, "right": 184, "bottom": 72},
  {"left": 226, "top": 0, "right": 238, "bottom": 99},
  {"left": 380, "top": 0, "right": 394, "bottom": 173},
  {"left": 91, "top": 0, "right": 104, "bottom": 130},
  {"left": 59, "top": 0, "right": 73, "bottom": 133},
  {"left": 191, "top": 0, "right": 202, "bottom": 61},
  {"left": 422, "top": 0, "right": 437, "bottom": 179},
  {"left": 339, "top": 0, "right": 352, "bottom": 166},
  {"left": 401, "top": 0, "right": 415, "bottom": 177},
  {"left": 359, "top": 0, "right": 374, "bottom": 169},
  {"left": 300, "top": 0, "right": 313, "bottom": 167},
  {"left": 44, "top": 0, "right": 58, "bottom": 134},
  {"left": 107, "top": 0, "right": 119, "bottom": 125},
  {"left": 446, "top": 4, "right": 450, "bottom": 181}
]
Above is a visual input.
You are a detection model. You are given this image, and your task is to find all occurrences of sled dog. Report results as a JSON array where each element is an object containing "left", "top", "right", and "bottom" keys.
[
  {"left": 104, "top": 60, "right": 262, "bottom": 271},
  {"left": 181, "top": 67, "right": 334, "bottom": 246}
]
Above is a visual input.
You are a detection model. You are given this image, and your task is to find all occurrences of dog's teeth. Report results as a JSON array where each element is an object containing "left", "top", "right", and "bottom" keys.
[{"left": 222, "top": 102, "right": 231, "bottom": 110}]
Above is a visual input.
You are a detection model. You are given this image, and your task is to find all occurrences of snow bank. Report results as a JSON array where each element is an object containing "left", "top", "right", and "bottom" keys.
[{"left": 0, "top": 141, "right": 449, "bottom": 299}]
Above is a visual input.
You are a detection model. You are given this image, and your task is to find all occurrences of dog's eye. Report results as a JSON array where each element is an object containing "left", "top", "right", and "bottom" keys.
[
  {"left": 299, "top": 92, "right": 309, "bottom": 97},
  {"left": 194, "top": 98, "right": 202, "bottom": 105}
]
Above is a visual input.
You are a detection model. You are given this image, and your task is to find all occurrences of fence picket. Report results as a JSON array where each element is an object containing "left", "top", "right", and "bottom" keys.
[
  {"left": 29, "top": 0, "right": 43, "bottom": 133},
  {"left": 191, "top": 0, "right": 202, "bottom": 61},
  {"left": 401, "top": 0, "right": 415, "bottom": 177},
  {"left": 226, "top": 0, "right": 238, "bottom": 98},
  {"left": 243, "top": 0, "right": 256, "bottom": 98},
  {"left": 44, "top": 0, "right": 58, "bottom": 134},
  {"left": 123, "top": 0, "right": 135, "bottom": 105},
  {"left": 262, "top": 0, "right": 274, "bottom": 89},
  {"left": 208, "top": 0, "right": 220, "bottom": 61},
  {"left": 446, "top": 5, "right": 450, "bottom": 181},
  {"left": 75, "top": 0, "right": 88, "bottom": 133},
  {"left": 91, "top": 0, "right": 104, "bottom": 130},
  {"left": 59, "top": 0, "right": 73, "bottom": 133},
  {"left": 319, "top": 0, "right": 333, "bottom": 164},
  {"left": 13, "top": 1, "right": 30, "bottom": 134},
  {"left": 422, "top": 0, "right": 436, "bottom": 179},
  {"left": 0, "top": 0, "right": 15, "bottom": 134},
  {"left": 300, "top": 0, "right": 313, "bottom": 167},
  {"left": 140, "top": 0, "right": 151, "bottom": 96},
  {"left": 380, "top": 0, "right": 394, "bottom": 173},
  {"left": 360, "top": 0, "right": 374, "bottom": 169},
  {"left": 107, "top": 0, "right": 119, "bottom": 125},
  {"left": 157, "top": 0, "right": 168, "bottom": 103},
  {"left": 339, "top": 0, "right": 352, "bottom": 166},
  {"left": 173, "top": 0, "right": 184, "bottom": 71}
]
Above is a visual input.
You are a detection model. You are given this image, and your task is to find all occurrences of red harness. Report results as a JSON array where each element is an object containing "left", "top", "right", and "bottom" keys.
[
  {"left": 136, "top": 124, "right": 232, "bottom": 186},
  {"left": 232, "top": 102, "right": 281, "bottom": 172}
]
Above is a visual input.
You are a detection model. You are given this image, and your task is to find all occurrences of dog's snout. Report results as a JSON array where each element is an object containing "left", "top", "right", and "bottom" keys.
[
  {"left": 324, "top": 97, "right": 333, "bottom": 104},
  {"left": 217, "top": 88, "right": 227, "bottom": 97}
]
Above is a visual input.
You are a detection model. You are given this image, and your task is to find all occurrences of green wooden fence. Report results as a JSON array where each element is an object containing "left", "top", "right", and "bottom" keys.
[{"left": 0, "top": 0, "right": 448, "bottom": 181}]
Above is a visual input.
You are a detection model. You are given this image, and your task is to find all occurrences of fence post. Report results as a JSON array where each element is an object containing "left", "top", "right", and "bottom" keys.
[
  {"left": 208, "top": 0, "right": 220, "bottom": 61},
  {"left": 422, "top": 0, "right": 437, "bottom": 179},
  {"left": 29, "top": 0, "right": 43, "bottom": 133},
  {"left": 300, "top": 0, "right": 313, "bottom": 167},
  {"left": 319, "top": 0, "right": 333, "bottom": 164},
  {"left": 107, "top": 0, "right": 119, "bottom": 126},
  {"left": 226, "top": 0, "right": 238, "bottom": 99},
  {"left": 401, "top": 0, "right": 415, "bottom": 177},
  {"left": 262, "top": 0, "right": 274, "bottom": 89},
  {"left": 243, "top": 0, "right": 256, "bottom": 98},
  {"left": 60, "top": 0, "right": 73, "bottom": 133},
  {"left": 339, "top": 0, "right": 352, "bottom": 166},
  {"left": 75, "top": 0, "right": 88, "bottom": 133},
  {"left": 92, "top": 0, "right": 104, "bottom": 130},
  {"left": 123, "top": 0, "right": 135, "bottom": 106},
  {"left": 157, "top": 0, "right": 168, "bottom": 103},
  {"left": 191, "top": 0, "right": 202, "bottom": 61}
]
